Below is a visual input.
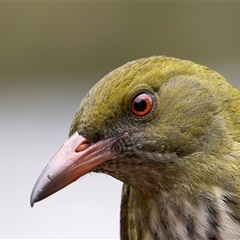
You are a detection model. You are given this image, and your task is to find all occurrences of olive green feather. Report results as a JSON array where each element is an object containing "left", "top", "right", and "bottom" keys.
[{"left": 69, "top": 56, "right": 240, "bottom": 239}]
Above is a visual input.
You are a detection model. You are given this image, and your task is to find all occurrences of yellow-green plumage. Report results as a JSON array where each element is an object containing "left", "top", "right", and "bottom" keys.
[{"left": 31, "top": 56, "right": 240, "bottom": 239}]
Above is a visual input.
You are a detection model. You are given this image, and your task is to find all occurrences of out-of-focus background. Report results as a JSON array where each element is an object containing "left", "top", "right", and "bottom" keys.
[{"left": 1, "top": 2, "right": 240, "bottom": 239}]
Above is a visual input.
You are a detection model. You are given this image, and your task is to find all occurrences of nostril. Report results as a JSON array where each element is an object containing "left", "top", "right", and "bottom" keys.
[{"left": 75, "top": 140, "right": 91, "bottom": 152}]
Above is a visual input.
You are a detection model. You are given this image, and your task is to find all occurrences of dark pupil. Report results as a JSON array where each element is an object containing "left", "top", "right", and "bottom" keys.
[{"left": 134, "top": 98, "right": 146, "bottom": 112}]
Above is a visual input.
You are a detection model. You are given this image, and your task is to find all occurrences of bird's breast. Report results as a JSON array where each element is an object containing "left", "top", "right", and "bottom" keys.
[{"left": 126, "top": 187, "right": 240, "bottom": 240}]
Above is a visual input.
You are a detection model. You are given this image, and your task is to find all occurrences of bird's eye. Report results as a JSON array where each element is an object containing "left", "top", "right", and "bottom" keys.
[{"left": 130, "top": 92, "right": 154, "bottom": 117}]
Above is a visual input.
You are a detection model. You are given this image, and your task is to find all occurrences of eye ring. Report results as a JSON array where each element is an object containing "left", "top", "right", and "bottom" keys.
[{"left": 130, "top": 91, "right": 154, "bottom": 117}]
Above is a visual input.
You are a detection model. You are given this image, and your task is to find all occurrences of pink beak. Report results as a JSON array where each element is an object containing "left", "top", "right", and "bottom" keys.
[{"left": 30, "top": 131, "right": 117, "bottom": 206}]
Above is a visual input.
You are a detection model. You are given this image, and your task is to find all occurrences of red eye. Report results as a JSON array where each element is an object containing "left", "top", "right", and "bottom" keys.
[{"left": 131, "top": 92, "right": 154, "bottom": 117}]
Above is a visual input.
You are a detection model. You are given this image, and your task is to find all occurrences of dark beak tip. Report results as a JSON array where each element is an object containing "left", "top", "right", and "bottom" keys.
[
  {"left": 30, "top": 192, "right": 36, "bottom": 207},
  {"left": 30, "top": 187, "right": 41, "bottom": 208}
]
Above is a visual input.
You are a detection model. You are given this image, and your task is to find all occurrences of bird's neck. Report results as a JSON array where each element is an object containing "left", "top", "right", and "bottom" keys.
[{"left": 127, "top": 185, "right": 240, "bottom": 240}]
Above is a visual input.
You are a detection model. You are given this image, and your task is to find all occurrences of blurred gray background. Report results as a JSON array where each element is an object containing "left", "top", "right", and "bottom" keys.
[{"left": 1, "top": 2, "right": 240, "bottom": 239}]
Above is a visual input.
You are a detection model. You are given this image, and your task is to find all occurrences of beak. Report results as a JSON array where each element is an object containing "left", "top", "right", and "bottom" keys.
[{"left": 30, "top": 131, "right": 117, "bottom": 207}]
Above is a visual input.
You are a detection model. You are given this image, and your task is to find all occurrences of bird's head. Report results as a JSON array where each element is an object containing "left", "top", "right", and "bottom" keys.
[{"left": 31, "top": 56, "right": 240, "bottom": 206}]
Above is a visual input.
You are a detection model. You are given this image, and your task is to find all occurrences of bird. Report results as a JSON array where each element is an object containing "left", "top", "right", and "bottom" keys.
[{"left": 30, "top": 56, "right": 240, "bottom": 239}]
